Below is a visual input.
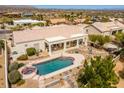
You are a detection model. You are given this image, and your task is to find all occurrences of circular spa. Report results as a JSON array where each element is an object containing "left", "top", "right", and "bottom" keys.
[
  {"left": 20, "top": 66, "right": 37, "bottom": 79},
  {"left": 33, "top": 57, "right": 74, "bottom": 75}
]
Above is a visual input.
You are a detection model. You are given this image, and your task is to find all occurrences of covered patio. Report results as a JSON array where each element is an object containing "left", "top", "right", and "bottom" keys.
[
  {"left": 111, "top": 28, "right": 123, "bottom": 35},
  {"left": 44, "top": 35, "right": 87, "bottom": 55}
]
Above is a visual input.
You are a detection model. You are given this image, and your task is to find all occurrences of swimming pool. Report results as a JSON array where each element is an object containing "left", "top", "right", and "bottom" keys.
[{"left": 33, "top": 57, "right": 74, "bottom": 75}]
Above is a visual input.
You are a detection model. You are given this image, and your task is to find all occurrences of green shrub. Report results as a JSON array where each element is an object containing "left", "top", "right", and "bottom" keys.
[
  {"left": 16, "top": 79, "right": 25, "bottom": 86},
  {"left": 89, "top": 35, "right": 111, "bottom": 46},
  {"left": 17, "top": 54, "right": 28, "bottom": 60},
  {"left": 9, "top": 62, "right": 18, "bottom": 72},
  {"left": 115, "top": 32, "right": 124, "bottom": 46},
  {"left": 0, "top": 40, "right": 4, "bottom": 50},
  {"left": 77, "top": 56, "right": 119, "bottom": 88},
  {"left": 8, "top": 70, "right": 22, "bottom": 84},
  {"left": 18, "top": 63, "right": 25, "bottom": 68},
  {"left": 120, "top": 50, "right": 124, "bottom": 62},
  {"left": 26, "top": 47, "right": 36, "bottom": 56},
  {"left": 117, "top": 48, "right": 124, "bottom": 62}
]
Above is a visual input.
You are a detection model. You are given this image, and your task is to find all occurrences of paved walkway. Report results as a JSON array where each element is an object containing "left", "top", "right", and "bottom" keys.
[{"left": 67, "top": 46, "right": 109, "bottom": 60}]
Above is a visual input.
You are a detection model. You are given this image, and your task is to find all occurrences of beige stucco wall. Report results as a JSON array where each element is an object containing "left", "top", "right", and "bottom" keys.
[
  {"left": 11, "top": 35, "right": 88, "bottom": 61},
  {"left": 11, "top": 39, "right": 45, "bottom": 61},
  {"left": 84, "top": 26, "right": 102, "bottom": 35}
]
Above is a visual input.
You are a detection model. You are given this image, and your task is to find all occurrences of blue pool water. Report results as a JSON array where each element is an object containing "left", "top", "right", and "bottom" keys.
[{"left": 33, "top": 57, "right": 74, "bottom": 75}]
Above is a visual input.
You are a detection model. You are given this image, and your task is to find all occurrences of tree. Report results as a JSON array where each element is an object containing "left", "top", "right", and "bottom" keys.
[
  {"left": 118, "top": 48, "right": 124, "bottom": 62},
  {"left": 1, "top": 24, "right": 5, "bottom": 29},
  {"left": 0, "top": 40, "right": 4, "bottom": 50},
  {"left": 83, "top": 16, "right": 92, "bottom": 24},
  {"left": 11, "top": 25, "right": 24, "bottom": 31},
  {"left": 0, "top": 40, "right": 4, "bottom": 54},
  {"left": 0, "top": 17, "right": 13, "bottom": 24},
  {"left": 9, "top": 62, "right": 25, "bottom": 72},
  {"left": 89, "top": 35, "right": 111, "bottom": 47},
  {"left": 9, "top": 62, "right": 19, "bottom": 72},
  {"left": 8, "top": 70, "right": 22, "bottom": 84},
  {"left": 77, "top": 56, "right": 119, "bottom": 88},
  {"left": 115, "top": 32, "right": 124, "bottom": 46},
  {"left": 45, "top": 20, "right": 51, "bottom": 26},
  {"left": 101, "top": 16, "right": 110, "bottom": 22}
]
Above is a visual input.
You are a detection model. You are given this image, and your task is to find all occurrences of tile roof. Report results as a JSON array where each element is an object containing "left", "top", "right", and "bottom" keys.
[
  {"left": 92, "top": 21, "right": 124, "bottom": 32},
  {"left": 13, "top": 24, "right": 87, "bottom": 44}
]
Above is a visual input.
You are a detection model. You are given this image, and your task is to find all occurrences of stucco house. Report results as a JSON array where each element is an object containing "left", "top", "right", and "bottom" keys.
[
  {"left": 13, "top": 19, "right": 46, "bottom": 26},
  {"left": 84, "top": 21, "right": 124, "bottom": 35},
  {"left": 11, "top": 24, "right": 88, "bottom": 61},
  {"left": 49, "top": 18, "right": 67, "bottom": 25},
  {"left": 0, "top": 29, "right": 12, "bottom": 39}
]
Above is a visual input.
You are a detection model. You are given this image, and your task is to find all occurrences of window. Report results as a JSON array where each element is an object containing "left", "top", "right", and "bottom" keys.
[
  {"left": 86, "top": 29, "right": 89, "bottom": 33},
  {"left": 25, "top": 44, "right": 28, "bottom": 47},
  {"left": 12, "top": 51, "right": 18, "bottom": 55},
  {"left": 34, "top": 43, "right": 40, "bottom": 51}
]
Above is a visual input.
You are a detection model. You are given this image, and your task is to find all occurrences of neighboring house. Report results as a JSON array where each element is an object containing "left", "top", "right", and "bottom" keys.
[
  {"left": 3, "top": 12, "right": 21, "bottom": 18},
  {"left": 0, "top": 29, "right": 12, "bottom": 39},
  {"left": 0, "top": 12, "right": 4, "bottom": 17},
  {"left": 22, "top": 12, "right": 33, "bottom": 17},
  {"left": 74, "top": 19, "right": 85, "bottom": 24},
  {"left": 13, "top": 19, "right": 46, "bottom": 26},
  {"left": 50, "top": 18, "right": 67, "bottom": 25},
  {"left": 117, "top": 18, "right": 124, "bottom": 24},
  {"left": 84, "top": 21, "right": 124, "bottom": 35},
  {"left": 11, "top": 24, "right": 88, "bottom": 61}
]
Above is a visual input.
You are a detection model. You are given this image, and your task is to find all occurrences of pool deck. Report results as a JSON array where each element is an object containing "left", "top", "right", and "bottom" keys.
[
  {"left": 41, "top": 53, "right": 84, "bottom": 78},
  {"left": 20, "top": 53, "right": 84, "bottom": 88}
]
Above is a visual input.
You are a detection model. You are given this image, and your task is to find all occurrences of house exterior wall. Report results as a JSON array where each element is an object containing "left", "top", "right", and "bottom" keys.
[
  {"left": 103, "top": 32, "right": 111, "bottom": 36},
  {"left": 11, "top": 35, "right": 88, "bottom": 61},
  {"left": 84, "top": 26, "right": 102, "bottom": 35},
  {"left": 85, "top": 26, "right": 124, "bottom": 36},
  {"left": 11, "top": 39, "right": 45, "bottom": 61}
]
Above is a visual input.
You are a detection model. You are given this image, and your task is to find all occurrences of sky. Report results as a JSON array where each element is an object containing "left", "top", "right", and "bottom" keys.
[{"left": 34, "top": 5, "right": 124, "bottom": 10}]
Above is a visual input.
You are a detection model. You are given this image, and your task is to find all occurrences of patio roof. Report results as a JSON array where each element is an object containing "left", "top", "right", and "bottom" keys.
[
  {"left": 45, "top": 36, "right": 66, "bottom": 43},
  {"left": 103, "top": 43, "right": 118, "bottom": 49},
  {"left": 71, "top": 33, "right": 86, "bottom": 38}
]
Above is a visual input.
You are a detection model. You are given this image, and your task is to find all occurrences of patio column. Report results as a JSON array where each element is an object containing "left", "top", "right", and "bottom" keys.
[
  {"left": 48, "top": 44, "right": 52, "bottom": 56},
  {"left": 63, "top": 42, "right": 66, "bottom": 52},
  {"left": 76, "top": 39, "right": 79, "bottom": 48},
  {"left": 84, "top": 37, "right": 88, "bottom": 46}
]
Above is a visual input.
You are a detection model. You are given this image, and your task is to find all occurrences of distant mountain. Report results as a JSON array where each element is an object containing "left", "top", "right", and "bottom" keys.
[
  {"left": 34, "top": 5, "right": 124, "bottom": 10},
  {"left": 0, "top": 5, "right": 38, "bottom": 12}
]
